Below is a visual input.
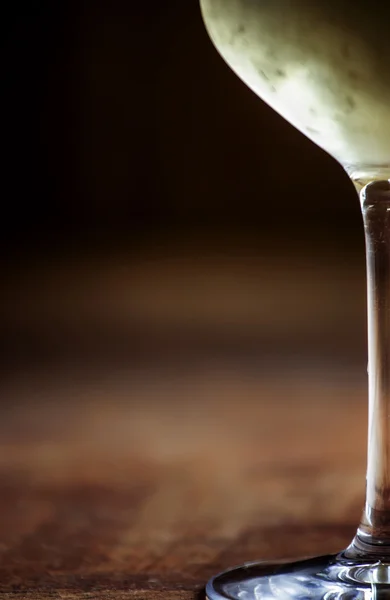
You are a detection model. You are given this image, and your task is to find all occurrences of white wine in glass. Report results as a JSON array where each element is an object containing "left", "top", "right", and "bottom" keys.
[{"left": 200, "top": 0, "right": 390, "bottom": 598}]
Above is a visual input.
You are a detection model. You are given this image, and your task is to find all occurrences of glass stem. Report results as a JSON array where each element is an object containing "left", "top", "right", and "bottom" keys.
[{"left": 348, "top": 180, "right": 390, "bottom": 558}]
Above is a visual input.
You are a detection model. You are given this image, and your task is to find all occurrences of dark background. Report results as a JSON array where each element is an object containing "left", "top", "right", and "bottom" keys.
[
  {"left": 1, "top": 0, "right": 367, "bottom": 379},
  {"left": 2, "top": 0, "right": 363, "bottom": 252}
]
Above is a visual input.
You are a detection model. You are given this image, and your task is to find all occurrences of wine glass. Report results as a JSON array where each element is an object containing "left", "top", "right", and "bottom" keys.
[{"left": 200, "top": 1, "right": 390, "bottom": 598}]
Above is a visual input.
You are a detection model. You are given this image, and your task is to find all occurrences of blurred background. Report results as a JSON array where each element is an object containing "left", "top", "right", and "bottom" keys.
[
  {"left": 0, "top": 1, "right": 370, "bottom": 580},
  {"left": 1, "top": 0, "right": 367, "bottom": 386}
]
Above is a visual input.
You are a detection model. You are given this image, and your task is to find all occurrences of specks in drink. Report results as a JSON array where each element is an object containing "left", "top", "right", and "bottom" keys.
[
  {"left": 345, "top": 95, "right": 356, "bottom": 111},
  {"left": 266, "top": 48, "right": 276, "bottom": 60},
  {"left": 258, "top": 68, "right": 270, "bottom": 81},
  {"left": 347, "top": 69, "right": 359, "bottom": 82},
  {"left": 230, "top": 24, "right": 246, "bottom": 46},
  {"left": 341, "top": 43, "right": 351, "bottom": 59},
  {"left": 306, "top": 126, "right": 320, "bottom": 135},
  {"left": 274, "top": 68, "right": 285, "bottom": 78}
]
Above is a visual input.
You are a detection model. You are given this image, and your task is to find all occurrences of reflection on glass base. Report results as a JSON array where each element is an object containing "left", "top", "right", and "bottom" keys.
[{"left": 206, "top": 554, "right": 390, "bottom": 599}]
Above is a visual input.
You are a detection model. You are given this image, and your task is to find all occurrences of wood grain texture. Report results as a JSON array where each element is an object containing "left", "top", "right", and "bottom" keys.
[
  {"left": 0, "top": 368, "right": 368, "bottom": 599},
  {"left": 0, "top": 251, "right": 368, "bottom": 598}
]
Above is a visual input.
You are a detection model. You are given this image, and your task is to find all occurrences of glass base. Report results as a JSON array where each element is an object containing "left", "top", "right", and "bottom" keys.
[{"left": 206, "top": 554, "right": 390, "bottom": 599}]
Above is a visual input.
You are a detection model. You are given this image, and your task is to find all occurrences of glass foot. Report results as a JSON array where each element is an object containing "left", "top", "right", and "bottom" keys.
[{"left": 206, "top": 554, "right": 390, "bottom": 599}]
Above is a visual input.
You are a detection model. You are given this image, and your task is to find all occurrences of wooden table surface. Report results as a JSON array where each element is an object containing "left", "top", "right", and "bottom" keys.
[
  {"left": 0, "top": 367, "right": 368, "bottom": 600},
  {"left": 0, "top": 253, "right": 369, "bottom": 599}
]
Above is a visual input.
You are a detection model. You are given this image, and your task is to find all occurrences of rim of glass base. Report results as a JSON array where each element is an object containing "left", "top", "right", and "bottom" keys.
[{"left": 205, "top": 553, "right": 390, "bottom": 600}]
